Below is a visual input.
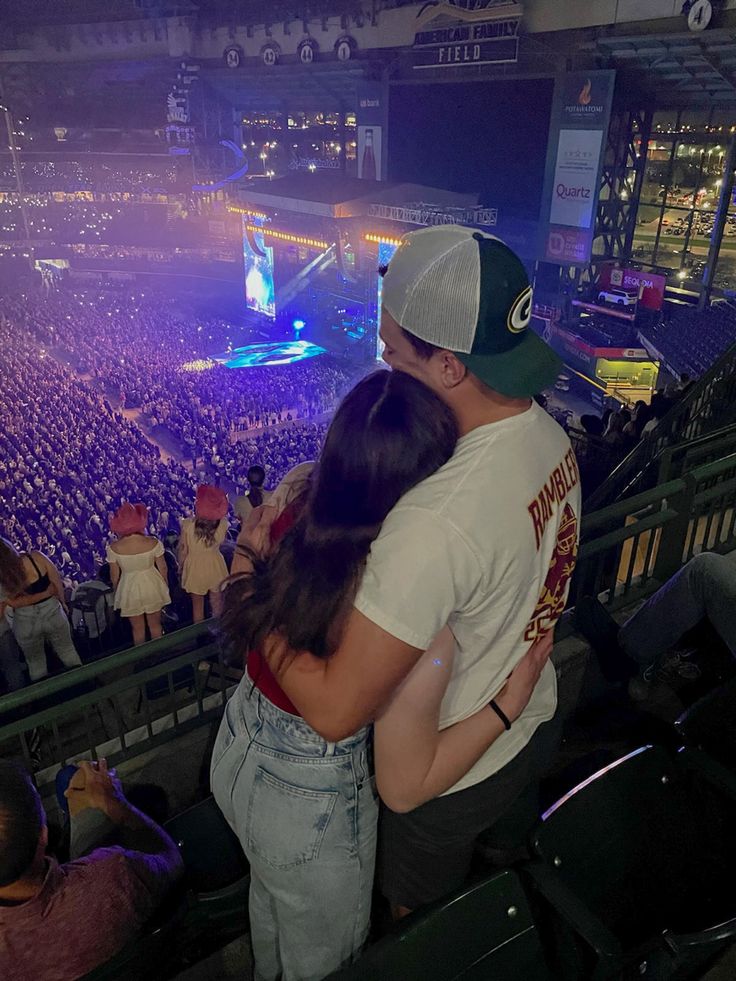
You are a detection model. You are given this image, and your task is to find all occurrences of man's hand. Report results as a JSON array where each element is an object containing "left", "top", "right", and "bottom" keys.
[
  {"left": 64, "top": 759, "right": 124, "bottom": 818},
  {"left": 494, "top": 632, "right": 554, "bottom": 724}
]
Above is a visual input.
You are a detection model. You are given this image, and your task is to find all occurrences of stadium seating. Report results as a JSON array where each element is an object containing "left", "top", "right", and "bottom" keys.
[
  {"left": 328, "top": 869, "right": 552, "bottom": 981},
  {"left": 639, "top": 304, "right": 736, "bottom": 378},
  {"left": 527, "top": 744, "right": 736, "bottom": 979},
  {"left": 163, "top": 796, "right": 250, "bottom": 957},
  {"left": 675, "top": 676, "right": 736, "bottom": 797}
]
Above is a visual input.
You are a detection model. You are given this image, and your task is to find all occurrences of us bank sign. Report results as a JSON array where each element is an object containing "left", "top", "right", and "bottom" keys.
[{"left": 412, "top": 1, "right": 522, "bottom": 70}]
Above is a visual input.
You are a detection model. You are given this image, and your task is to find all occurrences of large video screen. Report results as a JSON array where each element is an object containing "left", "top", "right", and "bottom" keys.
[
  {"left": 243, "top": 216, "right": 275, "bottom": 319},
  {"left": 376, "top": 240, "right": 398, "bottom": 361}
]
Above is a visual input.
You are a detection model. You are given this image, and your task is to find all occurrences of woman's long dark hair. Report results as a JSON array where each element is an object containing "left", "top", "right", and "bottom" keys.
[
  {"left": 0, "top": 537, "right": 28, "bottom": 598},
  {"left": 221, "top": 370, "right": 458, "bottom": 663},
  {"left": 194, "top": 517, "right": 220, "bottom": 546}
]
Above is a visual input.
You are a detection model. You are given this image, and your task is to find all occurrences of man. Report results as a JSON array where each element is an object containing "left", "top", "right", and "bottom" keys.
[
  {"left": 578, "top": 551, "right": 736, "bottom": 700},
  {"left": 0, "top": 759, "right": 183, "bottom": 981},
  {"left": 270, "top": 226, "right": 581, "bottom": 912}
]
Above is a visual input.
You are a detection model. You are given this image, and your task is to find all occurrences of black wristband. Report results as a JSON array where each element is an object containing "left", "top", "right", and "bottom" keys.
[{"left": 489, "top": 699, "right": 512, "bottom": 731}]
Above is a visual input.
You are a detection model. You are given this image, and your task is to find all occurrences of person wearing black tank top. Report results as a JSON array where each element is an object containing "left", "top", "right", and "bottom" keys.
[{"left": 0, "top": 538, "right": 82, "bottom": 683}]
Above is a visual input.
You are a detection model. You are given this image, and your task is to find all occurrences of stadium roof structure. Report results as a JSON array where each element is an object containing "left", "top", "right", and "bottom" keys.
[
  {"left": 231, "top": 172, "right": 478, "bottom": 218},
  {"left": 595, "top": 27, "right": 736, "bottom": 107},
  {"left": 202, "top": 61, "right": 370, "bottom": 113}
]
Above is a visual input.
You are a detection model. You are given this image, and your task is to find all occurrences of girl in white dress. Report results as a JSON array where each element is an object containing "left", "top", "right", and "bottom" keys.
[
  {"left": 178, "top": 485, "right": 229, "bottom": 623},
  {"left": 106, "top": 502, "right": 171, "bottom": 646}
]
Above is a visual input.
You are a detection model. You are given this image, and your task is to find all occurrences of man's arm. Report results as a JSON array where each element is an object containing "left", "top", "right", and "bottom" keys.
[
  {"left": 271, "top": 507, "right": 479, "bottom": 742},
  {"left": 273, "top": 609, "right": 424, "bottom": 742},
  {"left": 374, "top": 632, "right": 553, "bottom": 813},
  {"left": 66, "top": 760, "right": 183, "bottom": 876}
]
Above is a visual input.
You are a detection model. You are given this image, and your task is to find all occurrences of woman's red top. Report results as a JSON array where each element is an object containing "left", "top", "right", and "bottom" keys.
[{"left": 245, "top": 501, "right": 302, "bottom": 716}]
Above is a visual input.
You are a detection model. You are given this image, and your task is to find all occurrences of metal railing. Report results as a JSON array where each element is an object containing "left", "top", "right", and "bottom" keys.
[
  {"left": 2, "top": 453, "right": 736, "bottom": 792},
  {"left": 572, "top": 452, "right": 736, "bottom": 611},
  {"left": 586, "top": 340, "right": 736, "bottom": 510},
  {"left": 0, "top": 622, "right": 242, "bottom": 795}
]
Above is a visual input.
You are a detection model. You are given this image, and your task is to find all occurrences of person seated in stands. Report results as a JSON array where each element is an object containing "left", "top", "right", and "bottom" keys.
[
  {"left": 602, "top": 410, "right": 627, "bottom": 448},
  {"left": 580, "top": 413, "right": 605, "bottom": 437},
  {"left": 0, "top": 758, "right": 183, "bottom": 981},
  {"left": 578, "top": 552, "right": 736, "bottom": 700},
  {"left": 640, "top": 396, "right": 669, "bottom": 437},
  {"left": 623, "top": 400, "right": 651, "bottom": 442}
]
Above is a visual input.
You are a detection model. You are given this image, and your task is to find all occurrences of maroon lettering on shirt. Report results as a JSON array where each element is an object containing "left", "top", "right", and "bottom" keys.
[{"left": 528, "top": 448, "right": 580, "bottom": 550}]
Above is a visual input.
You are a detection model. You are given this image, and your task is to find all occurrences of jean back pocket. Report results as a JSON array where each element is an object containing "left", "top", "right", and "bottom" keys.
[{"left": 246, "top": 766, "right": 338, "bottom": 871}]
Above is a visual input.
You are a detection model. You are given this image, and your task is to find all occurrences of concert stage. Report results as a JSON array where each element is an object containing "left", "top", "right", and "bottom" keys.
[{"left": 216, "top": 339, "right": 326, "bottom": 368}]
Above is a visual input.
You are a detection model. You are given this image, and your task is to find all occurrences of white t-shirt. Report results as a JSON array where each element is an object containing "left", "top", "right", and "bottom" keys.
[{"left": 355, "top": 401, "right": 581, "bottom": 795}]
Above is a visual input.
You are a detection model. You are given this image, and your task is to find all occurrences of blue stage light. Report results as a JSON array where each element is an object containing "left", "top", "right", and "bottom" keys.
[{"left": 293, "top": 319, "right": 306, "bottom": 331}]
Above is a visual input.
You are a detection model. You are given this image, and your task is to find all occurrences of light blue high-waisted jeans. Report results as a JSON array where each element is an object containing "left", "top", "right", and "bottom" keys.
[{"left": 211, "top": 677, "right": 377, "bottom": 981}]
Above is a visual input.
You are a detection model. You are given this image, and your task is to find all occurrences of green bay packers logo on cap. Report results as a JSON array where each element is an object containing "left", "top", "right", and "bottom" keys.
[{"left": 507, "top": 286, "right": 532, "bottom": 334}]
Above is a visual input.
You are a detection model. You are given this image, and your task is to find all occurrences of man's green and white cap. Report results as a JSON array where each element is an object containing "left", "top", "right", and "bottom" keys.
[{"left": 382, "top": 225, "right": 562, "bottom": 398}]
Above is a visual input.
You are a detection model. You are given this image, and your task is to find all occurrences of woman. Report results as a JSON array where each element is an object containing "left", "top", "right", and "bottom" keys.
[
  {"left": 212, "top": 372, "right": 551, "bottom": 981},
  {"left": 106, "top": 503, "right": 170, "bottom": 646},
  {"left": 0, "top": 537, "right": 82, "bottom": 683},
  {"left": 178, "top": 485, "right": 229, "bottom": 623}
]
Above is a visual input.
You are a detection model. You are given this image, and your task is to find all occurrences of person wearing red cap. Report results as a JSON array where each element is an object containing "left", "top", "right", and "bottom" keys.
[
  {"left": 178, "top": 485, "right": 229, "bottom": 624},
  {"left": 106, "top": 503, "right": 171, "bottom": 647}
]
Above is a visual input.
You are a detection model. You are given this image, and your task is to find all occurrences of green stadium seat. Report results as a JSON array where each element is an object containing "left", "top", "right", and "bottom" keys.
[
  {"left": 327, "top": 869, "right": 553, "bottom": 981},
  {"left": 527, "top": 744, "right": 736, "bottom": 979},
  {"left": 675, "top": 678, "right": 736, "bottom": 774},
  {"left": 675, "top": 676, "right": 736, "bottom": 799},
  {"left": 163, "top": 796, "right": 250, "bottom": 956},
  {"left": 164, "top": 794, "right": 249, "bottom": 892}
]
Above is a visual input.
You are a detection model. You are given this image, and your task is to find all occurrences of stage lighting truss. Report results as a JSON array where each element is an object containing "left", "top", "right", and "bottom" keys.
[{"left": 245, "top": 224, "right": 330, "bottom": 249}]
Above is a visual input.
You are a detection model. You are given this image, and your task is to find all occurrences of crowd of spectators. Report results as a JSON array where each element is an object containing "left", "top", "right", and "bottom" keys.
[
  {"left": 566, "top": 377, "right": 695, "bottom": 496},
  {"left": 0, "top": 317, "right": 197, "bottom": 582},
  {"left": 0, "top": 286, "right": 366, "bottom": 582},
  {"left": 0, "top": 159, "right": 180, "bottom": 195},
  {"left": 7, "top": 287, "right": 363, "bottom": 478},
  {"left": 0, "top": 198, "right": 123, "bottom": 243},
  {"left": 221, "top": 422, "right": 328, "bottom": 489},
  {"left": 0, "top": 198, "right": 212, "bottom": 249}
]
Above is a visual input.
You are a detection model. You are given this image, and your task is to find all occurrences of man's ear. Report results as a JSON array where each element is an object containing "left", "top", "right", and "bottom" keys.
[{"left": 437, "top": 350, "right": 467, "bottom": 389}]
